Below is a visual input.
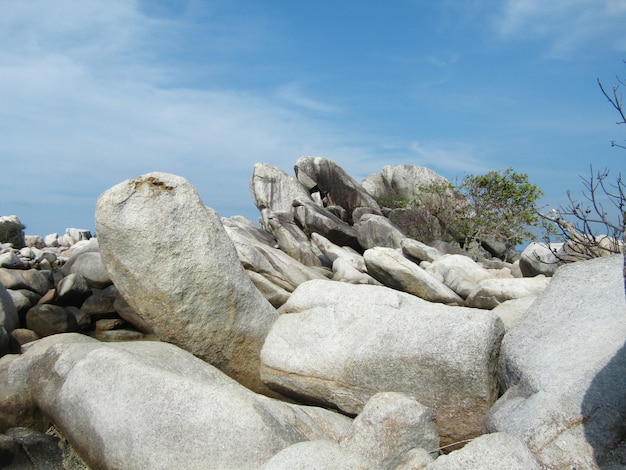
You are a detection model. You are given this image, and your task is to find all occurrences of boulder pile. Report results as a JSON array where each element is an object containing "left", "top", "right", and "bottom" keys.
[{"left": 0, "top": 157, "right": 624, "bottom": 469}]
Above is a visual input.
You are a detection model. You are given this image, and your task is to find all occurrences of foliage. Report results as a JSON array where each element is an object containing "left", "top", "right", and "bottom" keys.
[
  {"left": 377, "top": 169, "right": 543, "bottom": 259},
  {"left": 375, "top": 189, "right": 410, "bottom": 210},
  {"left": 456, "top": 168, "right": 544, "bottom": 256}
]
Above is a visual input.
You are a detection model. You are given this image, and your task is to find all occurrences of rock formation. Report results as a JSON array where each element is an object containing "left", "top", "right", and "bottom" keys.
[{"left": 0, "top": 158, "right": 622, "bottom": 468}]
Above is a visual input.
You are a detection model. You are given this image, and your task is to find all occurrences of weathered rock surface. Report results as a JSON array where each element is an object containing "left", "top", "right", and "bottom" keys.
[
  {"left": 340, "top": 392, "right": 439, "bottom": 469},
  {"left": 464, "top": 276, "right": 550, "bottom": 309},
  {"left": 224, "top": 216, "right": 328, "bottom": 300},
  {"left": 250, "top": 162, "right": 313, "bottom": 215},
  {"left": 260, "top": 279, "right": 504, "bottom": 447},
  {"left": 485, "top": 255, "right": 626, "bottom": 469},
  {"left": 361, "top": 164, "right": 449, "bottom": 202},
  {"left": 426, "top": 432, "right": 541, "bottom": 469},
  {"left": 364, "top": 247, "right": 463, "bottom": 305},
  {"left": 294, "top": 156, "right": 381, "bottom": 223},
  {"left": 258, "top": 439, "right": 377, "bottom": 470},
  {"left": 519, "top": 241, "right": 560, "bottom": 277},
  {"left": 401, "top": 238, "right": 444, "bottom": 263},
  {"left": 68, "top": 251, "right": 112, "bottom": 289},
  {"left": 10, "top": 334, "right": 352, "bottom": 470},
  {"left": 355, "top": 214, "right": 407, "bottom": 250},
  {"left": 25, "top": 304, "right": 80, "bottom": 337},
  {"left": 95, "top": 172, "right": 279, "bottom": 395},
  {"left": 0, "top": 215, "right": 25, "bottom": 249},
  {"left": 260, "top": 211, "right": 323, "bottom": 267},
  {"left": 292, "top": 198, "right": 361, "bottom": 251}
]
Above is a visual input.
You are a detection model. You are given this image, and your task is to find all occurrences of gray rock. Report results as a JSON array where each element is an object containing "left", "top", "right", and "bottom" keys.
[
  {"left": 491, "top": 296, "right": 537, "bottom": 331},
  {"left": 426, "top": 432, "right": 540, "bottom": 470},
  {"left": 401, "top": 238, "right": 444, "bottom": 263},
  {"left": 464, "top": 276, "right": 549, "bottom": 309},
  {"left": 355, "top": 214, "right": 407, "bottom": 250},
  {"left": 250, "top": 162, "right": 313, "bottom": 215},
  {"left": 340, "top": 392, "right": 439, "bottom": 469},
  {"left": 247, "top": 270, "right": 292, "bottom": 308},
  {"left": 112, "top": 294, "right": 153, "bottom": 334},
  {"left": 0, "top": 268, "right": 51, "bottom": 295},
  {"left": 519, "top": 241, "right": 560, "bottom": 277},
  {"left": 311, "top": 233, "right": 365, "bottom": 270},
  {"left": 0, "top": 251, "right": 24, "bottom": 269},
  {"left": 424, "top": 254, "right": 495, "bottom": 299},
  {"left": 0, "top": 215, "right": 25, "bottom": 248},
  {"left": 24, "top": 335, "right": 351, "bottom": 470},
  {"left": 79, "top": 290, "right": 117, "bottom": 319},
  {"left": 95, "top": 172, "right": 278, "bottom": 395},
  {"left": 25, "top": 304, "right": 79, "bottom": 337},
  {"left": 332, "top": 258, "right": 381, "bottom": 285},
  {"left": 364, "top": 247, "right": 463, "bottom": 305},
  {"left": 258, "top": 439, "right": 377, "bottom": 470},
  {"left": 294, "top": 156, "right": 380, "bottom": 223},
  {"left": 394, "top": 448, "right": 435, "bottom": 470},
  {"left": 261, "top": 211, "right": 322, "bottom": 267},
  {"left": 292, "top": 198, "right": 361, "bottom": 251},
  {"left": 69, "top": 251, "right": 112, "bottom": 289},
  {"left": 64, "top": 228, "right": 92, "bottom": 244},
  {"left": 222, "top": 215, "right": 277, "bottom": 247},
  {"left": 224, "top": 218, "right": 328, "bottom": 294},
  {"left": 361, "top": 165, "right": 449, "bottom": 202},
  {"left": 55, "top": 273, "right": 92, "bottom": 307},
  {"left": 261, "top": 279, "right": 504, "bottom": 447},
  {"left": 485, "top": 255, "right": 626, "bottom": 469},
  {"left": 0, "top": 284, "right": 19, "bottom": 334},
  {"left": 10, "top": 328, "right": 39, "bottom": 346}
]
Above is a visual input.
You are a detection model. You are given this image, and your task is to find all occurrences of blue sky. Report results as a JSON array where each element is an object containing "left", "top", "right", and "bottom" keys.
[{"left": 1, "top": 0, "right": 626, "bottom": 238}]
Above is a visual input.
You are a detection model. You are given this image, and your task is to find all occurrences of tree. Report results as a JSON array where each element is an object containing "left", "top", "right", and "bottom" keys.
[{"left": 457, "top": 168, "right": 543, "bottom": 259}]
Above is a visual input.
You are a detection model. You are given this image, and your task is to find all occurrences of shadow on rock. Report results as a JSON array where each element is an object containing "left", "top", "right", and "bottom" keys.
[{"left": 582, "top": 338, "right": 626, "bottom": 467}]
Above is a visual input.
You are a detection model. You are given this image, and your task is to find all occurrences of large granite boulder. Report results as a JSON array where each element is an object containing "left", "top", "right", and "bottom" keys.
[
  {"left": 260, "top": 279, "right": 504, "bottom": 447},
  {"left": 95, "top": 172, "right": 279, "bottom": 395},
  {"left": 294, "top": 156, "right": 381, "bottom": 223},
  {"left": 485, "top": 255, "right": 626, "bottom": 469},
  {"left": 9, "top": 334, "right": 351, "bottom": 469},
  {"left": 250, "top": 162, "right": 313, "bottom": 215}
]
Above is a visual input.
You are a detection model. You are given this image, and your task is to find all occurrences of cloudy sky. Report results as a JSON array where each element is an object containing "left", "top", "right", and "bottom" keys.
[{"left": 1, "top": 0, "right": 626, "bottom": 237}]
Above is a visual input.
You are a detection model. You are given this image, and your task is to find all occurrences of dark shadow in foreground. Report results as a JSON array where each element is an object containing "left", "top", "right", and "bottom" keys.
[{"left": 582, "top": 339, "right": 626, "bottom": 467}]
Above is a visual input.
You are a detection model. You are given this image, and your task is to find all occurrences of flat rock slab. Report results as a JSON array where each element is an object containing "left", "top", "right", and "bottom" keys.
[{"left": 260, "top": 279, "right": 504, "bottom": 446}]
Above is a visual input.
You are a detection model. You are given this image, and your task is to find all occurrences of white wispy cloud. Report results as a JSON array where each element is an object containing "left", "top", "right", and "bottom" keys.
[
  {"left": 0, "top": 0, "right": 353, "bottom": 233},
  {"left": 408, "top": 141, "right": 491, "bottom": 176},
  {"left": 275, "top": 82, "right": 343, "bottom": 114},
  {"left": 495, "top": 0, "right": 626, "bottom": 58}
]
